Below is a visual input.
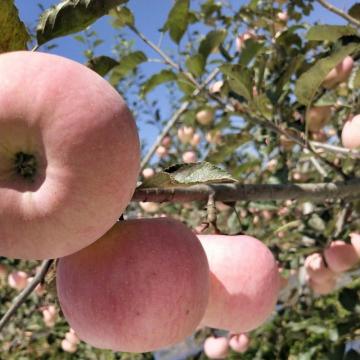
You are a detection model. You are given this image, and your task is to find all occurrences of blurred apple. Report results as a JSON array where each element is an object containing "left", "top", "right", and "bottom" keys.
[
  {"left": 196, "top": 109, "right": 214, "bottom": 126},
  {"left": 309, "top": 276, "right": 337, "bottom": 295},
  {"left": 161, "top": 136, "right": 171, "bottom": 148},
  {"left": 8, "top": 271, "right": 28, "bottom": 291},
  {"left": 229, "top": 333, "right": 250, "bottom": 353},
  {"left": 178, "top": 126, "right": 194, "bottom": 144},
  {"left": 155, "top": 145, "right": 168, "bottom": 158},
  {"left": 190, "top": 133, "right": 201, "bottom": 146},
  {"left": 209, "top": 81, "right": 224, "bottom": 94},
  {"left": 139, "top": 201, "right": 160, "bottom": 213},
  {"left": 324, "top": 240, "right": 359, "bottom": 273},
  {"left": 306, "top": 106, "right": 332, "bottom": 132},
  {"left": 182, "top": 151, "right": 198, "bottom": 164},
  {"left": 341, "top": 115, "right": 360, "bottom": 149},
  {"left": 142, "top": 168, "right": 155, "bottom": 179},
  {"left": 236, "top": 30, "right": 257, "bottom": 51},
  {"left": 203, "top": 336, "right": 229, "bottom": 359},
  {"left": 304, "top": 253, "right": 336, "bottom": 282},
  {"left": 322, "top": 56, "right": 354, "bottom": 89}
]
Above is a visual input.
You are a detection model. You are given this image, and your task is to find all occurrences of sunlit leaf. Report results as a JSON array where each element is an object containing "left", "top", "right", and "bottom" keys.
[
  {"left": 141, "top": 70, "right": 177, "bottom": 96},
  {"left": 221, "top": 64, "right": 253, "bottom": 100},
  {"left": 110, "top": 6, "right": 134, "bottom": 28},
  {"left": 307, "top": 25, "right": 357, "bottom": 42},
  {"left": 163, "top": 0, "right": 189, "bottom": 44}
]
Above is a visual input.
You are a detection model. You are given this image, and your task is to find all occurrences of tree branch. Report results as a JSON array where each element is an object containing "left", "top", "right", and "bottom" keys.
[
  {"left": 132, "top": 178, "right": 360, "bottom": 203},
  {"left": 316, "top": 0, "right": 360, "bottom": 27},
  {"left": 0, "top": 259, "right": 53, "bottom": 332}
]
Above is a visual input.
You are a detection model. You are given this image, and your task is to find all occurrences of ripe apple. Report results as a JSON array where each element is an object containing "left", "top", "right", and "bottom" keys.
[
  {"left": 190, "top": 133, "right": 201, "bottom": 147},
  {"left": 182, "top": 151, "right": 198, "bottom": 163},
  {"left": 322, "top": 56, "right": 354, "bottom": 89},
  {"left": 196, "top": 109, "right": 214, "bottom": 126},
  {"left": 306, "top": 106, "right": 332, "bottom": 132},
  {"left": 341, "top": 115, "right": 360, "bottom": 149},
  {"left": 61, "top": 339, "right": 77, "bottom": 353},
  {"left": 324, "top": 240, "right": 359, "bottom": 273},
  {"left": 209, "top": 81, "right": 224, "bottom": 94},
  {"left": 177, "top": 126, "right": 194, "bottom": 144},
  {"left": 57, "top": 218, "right": 210, "bottom": 352},
  {"left": 42, "top": 304, "right": 57, "bottom": 327},
  {"left": 350, "top": 233, "right": 360, "bottom": 258},
  {"left": 304, "top": 253, "right": 336, "bottom": 282},
  {"left": 309, "top": 276, "right": 337, "bottom": 295},
  {"left": 156, "top": 145, "right": 168, "bottom": 158},
  {"left": 8, "top": 270, "right": 28, "bottom": 290},
  {"left": 203, "top": 336, "right": 229, "bottom": 359},
  {"left": 142, "top": 168, "right": 155, "bottom": 179},
  {"left": 229, "top": 333, "right": 250, "bottom": 353},
  {"left": 0, "top": 51, "right": 140, "bottom": 260},
  {"left": 161, "top": 136, "right": 171, "bottom": 148},
  {"left": 198, "top": 235, "right": 280, "bottom": 332},
  {"left": 65, "top": 329, "right": 80, "bottom": 345}
]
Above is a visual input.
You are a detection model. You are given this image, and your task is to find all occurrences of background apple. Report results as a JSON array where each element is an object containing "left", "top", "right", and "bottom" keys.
[
  {"left": 324, "top": 240, "right": 359, "bottom": 273},
  {"left": 182, "top": 151, "right": 198, "bottom": 163},
  {"left": 57, "top": 218, "right": 210, "bottom": 352},
  {"left": 229, "top": 333, "right": 250, "bottom": 353},
  {"left": 196, "top": 109, "right": 214, "bottom": 126},
  {"left": 198, "top": 235, "right": 280, "bottom": 332},
  {"left": 322, "top": 56, "right": 354, "bottom": 89},
  {"left": 0, "top": 51, "right": 140, "bottom": 260},
  {"left": 203, "top": 336, "right": 229, "bottom": 359},
  {"left": 306, "top": 106, "right": 332, "bottom": 132},
  {"left": 341, "top": 115, "right": 360, "bottom": 149}
]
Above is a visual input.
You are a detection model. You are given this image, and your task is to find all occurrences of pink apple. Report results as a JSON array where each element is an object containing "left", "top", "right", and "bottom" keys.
[
  {"left": 65, "top": 329, "right": 80, "bottom": 345},
  {"left": 306, "top": 106, "right": 332, "bottom": 132},
  {"left": 350, "top": 233, "right": 360, "bottom": 258},
  {"left": 8, "top": 271, "right": 28, "bottom": 290},
  {"left": 190, "top": 133, "right": 201, "bottom": 147},
  {"left": 198, "top": 235, "right": 280, "bottom": 332},
  {"left": 0, "top": 51, "right": 140, "bottom": 260},
  {"left": 203, "top": 336, "right": 229, "bottom": 359},
  {"left": 177, "top": 126, "right": 194, "bottom": 144},
  {"left": 324, "top": 240, "right": 359, "bottom": 273},
  {"left": 209, "top": 81, "right": 224, "bottom": 94},
  {"left": 142, "top": 168, "right": 155, "bottom": 179},
  {"left": 61, "top": 339, "right": 77, "bottom": 353},
  {"left": 139, "top": 201, "right": 160, "bottom": 213},
  {"left": 341, "top": 115, "right": 360, "bottom": 149},
  {"left": 57, "top": 218, "right": 210, "bottom": 352},
  {"left": 182, "top": 151, "right": 198, "bottom": 163},
  {"left": 161, "top": 136, "right": 171, "bottom": 148},
  {"left": 322, "top": 56, "right": 354, "bottom": 89},
  {"left": 229, "top": 333, "right": 250, "bottom": 353},
  {"left": 156, "top": 145, "right": 168, "bottom": 158},
  {"left": 42, "top": 304, "right": 57, "bottom": 327}
]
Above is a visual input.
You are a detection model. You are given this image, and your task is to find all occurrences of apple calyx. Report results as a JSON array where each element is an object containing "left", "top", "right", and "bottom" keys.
[{"left": 14, "top": 151, "right": 37, "bottom": 180}]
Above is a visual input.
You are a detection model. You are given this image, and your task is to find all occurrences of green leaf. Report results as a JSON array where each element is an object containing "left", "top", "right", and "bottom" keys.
[
  {"left": 140, "top": 70, "right": 177, "bottom": 96},
  {"left": 185, "top": 54, "right": 206, "bottom": 77},
  {"left": 86, "top": 55, "right": 119, "bottom": 77},
  {"left": 353, "top": 67, "right": 360, "bottom": 88},
  {"left": 37, "top": 0, "right": 126, "bottom": 45},
  {"left": 177, "top": 73, "right": 197, "bottom": 95},
  {"left": 250, "top": 94, "right": 273, "bottom": 120},
  {"left": 199, "top": 29, "right": 227, "bottom": 59},
  {"left": 348, "top": 3, "right": 360, "bottom": 21},
  {"left": 109, "top": 6, "right": 134, "bottom": 28},
  {"left": 221, "top": 64, "right": 253, "bottom": 100},
  {"left": 306, "top": 25, "right": 358, "bottom": 42},
  {"left": 139, "top": 162, "right": 237, "bottom": 189},
  {"left": 238, "top": 39, "right": 264, "bottom": 66},
  {"left": 109, "top": 51, "right": 147, "bottom": 84},
  {"left": 207, "top": 133, "right": 252, "bottom": 164},
  {"left": 295, "top": 43, "right": 360, "bottom": 105},
  {"left": 338, "top": 288, "right": 359, "bottom": 312},
  {"left": 163, "top": 0, "right": 189, "bottom": 44},
  {"left": 0, "top": 0, "right": 29, "bottom": 53}
]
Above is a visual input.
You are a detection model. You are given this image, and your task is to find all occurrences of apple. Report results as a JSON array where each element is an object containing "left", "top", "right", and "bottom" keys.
[
  {"left": 198, "top": 235, "right": 280, "bottom": 332},
  {"left": 341, "top": 115, "right": 360, "bottom": 149},
  {"left": 229, "top": 333, "right": 250, "bottom": 353},
  {"left": 57, "top": 218, "right": 210, "bottom": 352},
  {"left": 161, "top": 136, "right": 171, "bottom": 148},
  {"left": 139, "top": 201, "right": 160, "bottom": 213},
  {"left": 304, "top": 253, "right": 336, "bottom": 282},
  {"left": 190, "top": 133, "right": 201, "bottom": 147},
  {"left": 306, "top": 106, "right": 332, "bottom": 132},
  {"left": 177, "top": 126, "right": 194, "bottom": 144},
  {"left": 350, "top": 233, "right": 360, "bottom": 258},
  {"left": 322, "top": 56, "right": 354, "bottom": 89},
  {"left": 203, "top": 336, "right": 229, "bottom": 359},
  {"left": 209, "top": 81, "right": 224, "bottom": 94},
  {"left": 156, "top": 145, "right": 168, "bottom": 158},
  {"left": 182, "top": 151, "right": 198, "bottom": 164},
  {"left": 309, "top": 277, "right": 337, "bottom": 295},
  {"left": 42, "top": 304, "right": 57, "bottom": 327},
  {"left": 65, "top": 329, "right": 80, "bottom": 345},
  {"left": 142, "top": 167, "right": 155, "bottom": 179},
  {"left": 196, "top": 109, "right": 214, "bottom": 126},
  {"left": 324, "top": 240, "right": 359, "bottom": 273},
  {"left": 205, "top": 130, "right": 222, "bottom": 145},
  {"left": 8, "top": 270, "right": 28, "bottom": 290},
  {"left": 61, "top": 339, "right": 77, "bottom": 353},
  {"left": 0, "top": 51, "right": 140, "bottom": 260},
  {"left": 277, "top": 11, "right": 288, "bottom": 22},
  {"left": 26, "top": 276, "right": 45, "bottom": 296}
]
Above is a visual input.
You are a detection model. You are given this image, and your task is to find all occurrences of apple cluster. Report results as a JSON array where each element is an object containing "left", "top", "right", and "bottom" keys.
[{"left": 0, "top": 51, "right": 281, "bottom": 354}]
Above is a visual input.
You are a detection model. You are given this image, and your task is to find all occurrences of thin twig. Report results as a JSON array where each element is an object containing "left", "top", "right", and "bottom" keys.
[
  {"left": 140, "top": 68, "right": 220, "bottom": 170},
  {"left": 310, "top": 141, "right": 360, "bottom": 159},
  {"left": 133, "top": 178, "right": 360, "bottom": 203},
  {"left": 0, "top": 259, "right": 53, "bottom": 332},
  {"left": 317, "top": 0, "right": 360, "bottom": 27}
]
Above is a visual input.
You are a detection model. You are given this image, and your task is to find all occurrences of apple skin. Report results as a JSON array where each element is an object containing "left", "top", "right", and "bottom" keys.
[
  {"left": 306, "top": 106, "right": 332, "bottom": 132},
  {"left": 350, "top": 233, "right": 360, "bottom": 258},
  {"left": 322, "top": 56, "right": 354, "bottom": 89},
  {"left": 324, "top": 240, "right": 359, "bottom": 273},
  {"left": 0, "top": 51, "right": 140, "bottom": 260},
  {"left": 57, "top": 218, "right": 210, "bottom": 352},
  {"left": 196, "top": 109, "right": 214, "bottom": 126},
  {"left": 182, "top": 151, "right": 198, "bottom": 163},
  {"left": 304, "top": 253, "right": 336, "bottom": 283},
  {"left": 203, "top": 336, "right": 229, "bottom": 359},
  {"left": 198, "top": 235, "right": 280, "bottom": 332},
  {"left": 341, "top": 115, "right": 360, "bottom": 149},
  {"left": 229, "top": 333, "right": 250, "bottom": 353}
]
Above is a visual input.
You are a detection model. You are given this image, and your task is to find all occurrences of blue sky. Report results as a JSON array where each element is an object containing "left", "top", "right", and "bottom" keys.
[{"left": 14, "top": 0, "right": 357, "bottom": 154}]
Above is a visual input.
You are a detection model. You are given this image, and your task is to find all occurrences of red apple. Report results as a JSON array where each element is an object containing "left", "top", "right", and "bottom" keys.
[
  {"left": 0, "top": 51, "right": 140, "bottom": 260},
  {"left": 203, "top": 336, "right": 229, "bottom": 359},
  {"left": 57, "top": 218, "right": 210, "bottom": 352},
  {"left": 61, "top": 339, "right": 77, "bottom": 353},
  {"left": 322, "top": 56, "right": 354, "bottom": 89},
  {"left": 182, "top": 151, "right": 198, "bottom": 163},
  {"left": 304, "top": 253, "right": 336, "bottom": 282},
  {"left": 306, "top": 106, "right": 332, "bottom": 132},
  {"left": 8, "top": 270, "right": 28, "bottom": 290},
  {"left": 196, "top": 109, "right": 214, "bottom": 126},
  {"left": 161, "top": 136, "right": 172, "bottom": 148},
  {"left": 229, "top": 333, "right": 250, "bottom": 353},
  {"left": 324, "top": 240, "right": 359, "bottom": 273},
  {"left": 341, "top": 115, "right": 360, "bottom": 149},
  {"left": 198, "top": 235, "right": 280, "bottom": 332},
  {"left": 142, "top": 168, "right": 155, "bottom": 179}
]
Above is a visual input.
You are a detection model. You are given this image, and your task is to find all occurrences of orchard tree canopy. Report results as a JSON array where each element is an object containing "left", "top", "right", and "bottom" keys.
[{"left": 0, "top": 0, "right": 359, "bottom": 359}]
